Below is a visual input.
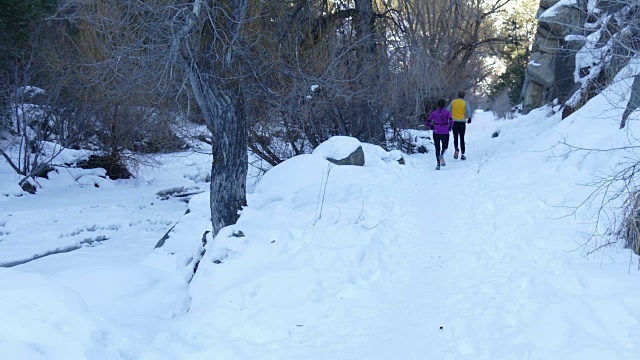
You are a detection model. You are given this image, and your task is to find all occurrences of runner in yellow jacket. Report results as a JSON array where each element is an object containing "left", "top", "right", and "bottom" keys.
[{"left": 446, "top": 91, "right": 472, "bottom": 160}]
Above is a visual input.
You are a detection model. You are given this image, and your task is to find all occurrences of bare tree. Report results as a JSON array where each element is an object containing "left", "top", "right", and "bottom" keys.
[
  {"left": 0, "top": 21, "right": 92, "bottom": 190},
  {"left": 52, "top": 0, "right": 253, "bottom": 236},
  {"left": 44, "top": 0, "right": 511, "bottom": 234},
  {"left": 170, "top": 0, "right": 249, "bottom": 235},
  {"left": 242, "top": 0, "right": 511, "bottom": 165},
  {"left": 384, "top": 0, "right": 511, "bottom": 136},
  {"left": 242, "top": 0, "right": 391, "bottom": 164}
]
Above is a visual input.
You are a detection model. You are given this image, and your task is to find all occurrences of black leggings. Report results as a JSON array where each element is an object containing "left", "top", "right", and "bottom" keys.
[
  {"left": 453, "top": 122, "right": 466, "bottom": 154},
  {"left": 433, "top": 133, "right": 449, "bottom": 162}
]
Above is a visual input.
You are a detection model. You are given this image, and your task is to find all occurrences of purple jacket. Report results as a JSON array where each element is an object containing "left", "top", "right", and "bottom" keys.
[{"left": 427, "top": 108, "right": 453, "bottom": 135}]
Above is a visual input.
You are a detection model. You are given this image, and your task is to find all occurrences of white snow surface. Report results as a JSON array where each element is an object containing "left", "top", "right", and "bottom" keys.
[{"left": 3, "top": 81, "right": 640, "bottom": 358}]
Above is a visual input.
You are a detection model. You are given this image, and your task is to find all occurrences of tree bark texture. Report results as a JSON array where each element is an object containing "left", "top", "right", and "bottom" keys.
[
  {"left": 175, "top": 0, "right": 249, "bottom": 237},
  {"left": 186, "top": 65, "right": 248, "bottom": 236},
  {"left": 353, "top": 0, "right": 386, "bottom": 145}
]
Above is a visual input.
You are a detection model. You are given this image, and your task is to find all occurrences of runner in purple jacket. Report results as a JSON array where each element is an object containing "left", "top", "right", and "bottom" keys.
[{"left": 426, "top": 99, "right": 453, "bottom": 170}]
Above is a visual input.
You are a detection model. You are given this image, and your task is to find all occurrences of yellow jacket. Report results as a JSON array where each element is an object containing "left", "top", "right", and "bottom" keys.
[{"left": 447, "top": 98, "right": 472, "bottom": 121}]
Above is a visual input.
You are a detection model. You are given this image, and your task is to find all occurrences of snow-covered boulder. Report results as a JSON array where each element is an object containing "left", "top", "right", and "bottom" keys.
[
  {"left": 361, "top": 143, "right": 405, "bottom": 165},
  {"left": 256, "top": 154, "right": 330, "bottom": 196},
  {"left": 313, "top": 136, "right": 365, "bottom": 166}
]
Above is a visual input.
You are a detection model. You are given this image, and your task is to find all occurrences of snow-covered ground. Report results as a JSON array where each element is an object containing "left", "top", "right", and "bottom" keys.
[{"left": 3, "top": 66, "right": 640, "bottom": 358}]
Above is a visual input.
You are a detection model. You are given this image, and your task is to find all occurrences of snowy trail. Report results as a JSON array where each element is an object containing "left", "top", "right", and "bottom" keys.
[
  {"left": 365, "top": 162, "right": 548, "bottom": 359},
  {"left": 320, "top": 139, "right": 531, "bottom": 358},
  {"left": 331, "top": 111, "right": 640, "bottom": 359}
]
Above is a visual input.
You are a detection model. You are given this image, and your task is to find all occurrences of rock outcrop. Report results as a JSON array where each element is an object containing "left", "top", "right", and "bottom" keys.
[
  {"left": 521, "top": 0, "right": 588, "bottom": 113},
  {"left": 521, "top": 0, "right": 638, "bottom": 116}
]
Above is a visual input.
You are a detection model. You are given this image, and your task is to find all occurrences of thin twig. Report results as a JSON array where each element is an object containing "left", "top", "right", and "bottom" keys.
[{"left": 361, "top": 219, "right": 387, "bottom": 230}]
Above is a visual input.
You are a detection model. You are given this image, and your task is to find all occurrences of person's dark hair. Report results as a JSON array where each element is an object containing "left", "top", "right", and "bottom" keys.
[
  {"left": 437, "top": 98, "right": 446, "bottom": 108},
  {"left": 458, "top": 91, "right": 466, "bottom": 98}
]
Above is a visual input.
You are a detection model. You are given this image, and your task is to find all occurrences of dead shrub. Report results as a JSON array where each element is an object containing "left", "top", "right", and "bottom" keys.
[{"left": 618, "top": 190, "right": 640, "bottom": 255}]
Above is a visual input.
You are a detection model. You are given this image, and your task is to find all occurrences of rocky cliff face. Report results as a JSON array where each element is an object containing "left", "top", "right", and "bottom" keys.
[{"left": 521, "top": 0, "right": 638, "bottom": 117}]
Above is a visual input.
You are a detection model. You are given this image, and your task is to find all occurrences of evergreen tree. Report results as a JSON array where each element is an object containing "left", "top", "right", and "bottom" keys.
[
  {"left": 0, "top": 0, "right": 56, "bottom": 61},
  {"left": 489, "top": 2, "right": 537, "bottom": 106},
  {"left": 0, "top": 0, "right": 57, "bottom": 115}
]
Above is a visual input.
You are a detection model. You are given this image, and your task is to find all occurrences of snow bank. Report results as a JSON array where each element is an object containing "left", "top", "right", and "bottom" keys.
[
  {"left": 0, "top": 178, "right": 23, "bottom": 198},
  {"left": 143, "top": 191, "right": 212, "bottom": 284},
  {"left": 0, "top": 268, "right": 131, "bottom": 359},
  {"left": 255, "top": 154, "right": 330, "bottom": 196},
  {"left": 154, "top": 136, "right": 409, "bottom": 358}
]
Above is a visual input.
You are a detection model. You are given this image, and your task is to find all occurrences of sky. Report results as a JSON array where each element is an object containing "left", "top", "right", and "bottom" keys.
[{"left": 2, "top": 58, "right": 640, "bottom": 359}]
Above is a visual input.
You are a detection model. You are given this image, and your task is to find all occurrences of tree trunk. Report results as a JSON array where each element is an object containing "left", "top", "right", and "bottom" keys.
[
  {"left": 186, "top": 65, "right": 247, "bottom": 236},
  {"left": 170, "top": 0, "right": 250, "bottom": 237},
  {"left": 354, "top": 0, "right": 386, "bottom": 145}
]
